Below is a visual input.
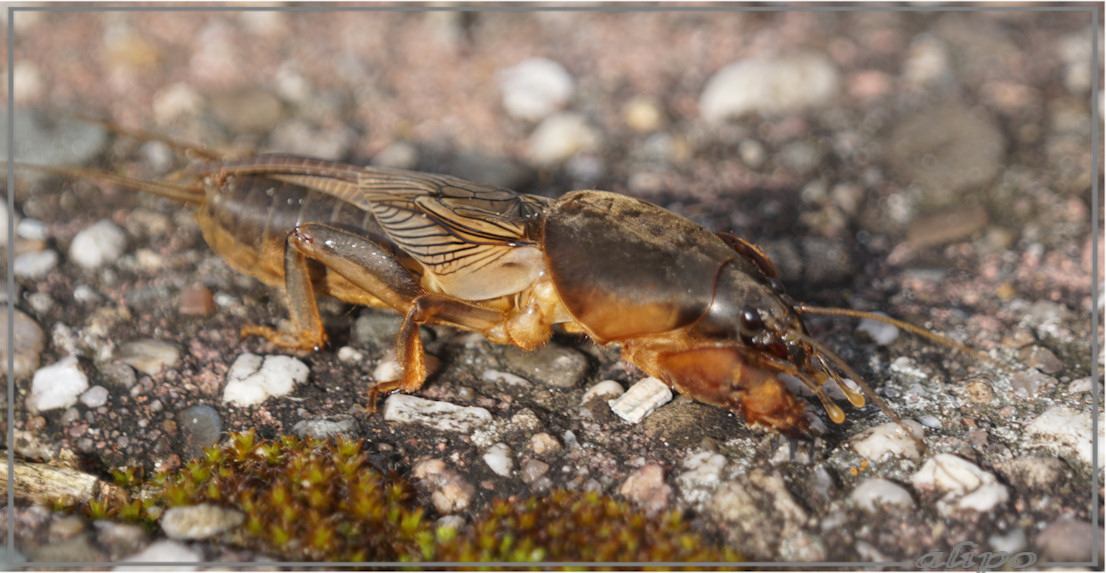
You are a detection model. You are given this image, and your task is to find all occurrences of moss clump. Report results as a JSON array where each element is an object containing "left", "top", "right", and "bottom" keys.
[
  {"left": 61, "top": 432, "right": 740, "bottom": 565},
  {"left": 435, "top": 489, "right": 742, "bottom": 566},
  {"left": 69, "top": 430, "right": 431, "bottom": 562}
]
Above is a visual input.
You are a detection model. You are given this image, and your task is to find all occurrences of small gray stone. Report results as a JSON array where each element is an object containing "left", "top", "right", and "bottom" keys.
[
  {"left": 79, "top": 385, "right": 110, "bottom": 408},
  {"left": 1, "top": 308, "right": 45, "bottom": 378},
  {"left": 520, "top": 459, "right": 550, "bottom": 484},
  {"left": 502, "top": 344, "right": 588, "bottom": 389},
  {"left": 1035, "top": 518, "right": 1103, "bottom": 563},
  {"left": 292, "top": 415, "right": 359, "bottom": 440},
  {"left": 177, "top": 405, "right": 222, "bottom": 460}
]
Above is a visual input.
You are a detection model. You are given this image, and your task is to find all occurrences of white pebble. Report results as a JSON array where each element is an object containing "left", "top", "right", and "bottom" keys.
[
  {"left": 382, "top": 394, "right": 493, "bottom": 434},
  {"left": 527, "top": 112, "right": 600, "bottom": 164},
  {"left": 608, "top": 376, "right": 673, "bottom": 423},
  {"left": 582, "top": 380, "right": 624, "bottom": 403},
  {"left": 16, "top": 218, "right": 48, "bottom": 241},
  {"left": 699, "top": 53, "right": 840, "bottom": 123},
  {"left": 115, "top": 540, "right": 202, "bottom": 570},
  {"left": 856, "top": 315, "right": 900, "bottom": 346},
  {"left": 114, "top": 339, "right": 181, "bottom": 376},
  {"left": 1026, "top": 406, "right": 1104, "bottom": 467},
  {"left": 222, "top": 353, "right": 310, "bottom": 407},
  {"left": 69, "top": 220, "right": 127, "bottom": 269},
  {"left": 79, "top": 385, "right": 110, "bottom": 408},
  {"left": 482, "top": 442, "right": 514, "bottom": 477},
  {"left": 336, "top": 346, "right": 365, "bottom": 363},
  {"left": 849, "top": 478, "right": 914, "bottom": 514},
  {"left": 850, "top": 420, "right": 925, "bottom": 461},
  {"left": 497, "top": 57, "right": 575, "bottom": 121},
  {"left": 13, "top": 249, "right": 58, "bottom": 278},
  {"left": 910, "top": 454, "right": 1009, "bottom": 514},
  {"left": 27, "top": 355, "right": 88, "bottom": 412},
  {"left": 675, "top": 451, "right": 727, "bottom": 506},
  {"left": 160, "top": 504, "right": 245, "bottom": 540}
]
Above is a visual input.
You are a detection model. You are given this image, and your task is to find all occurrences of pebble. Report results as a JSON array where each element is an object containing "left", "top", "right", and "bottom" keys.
[
  {"left": 412, "top": 459, "right": 475, "bottom": 514},
  {"left": 849, "top": 478, "right": 914, "bottom": 514},
  {"left": 581, "top": 380, "right": 624, "bottom": 403},
  {"left": 13, "top": 249, "right": 58, "bottom": 279},
  {"left": 527, "top": 112, "right": 600, "bottom": 164},
  {"left": 1068, "top": 377, "right": 1100, "bottom": 394},
  {"left": 738, "top": 139, "right": 766, "bottom": 168},
  {"left": 152, "top": 82, "right": 204, "bottom": 124},
  {"left": 27, "top": 356, "right": 89, "bottom": 412},
  {"left": 675, "top": 451, "right": 727, "bottom": 507},
  {"left": 79, "top": 385, "right": 109, "bottom": 408},
  {"left": 530, "top": 432, "right": 561, "bottom": 456},
  {"left": 1010, "top": 369, "right": 1054, "bottom": 398},
  {"left": 699, "top": 53, "right": 840, "bottom": 123},
  {"left": 0, "top": 109, "right": 106, "bottom": 170},
  {"left": 209, "top": 87, "right": 284, "bottom": 133},
  {"left": 178, "top": 284, "right": 215, "bottom": 316},
  {"left": 1035, "top": 518, "right": 1103, "bottom": 563},
  {"left": 1025, "top": 406, "right": 1103, "bottom": 467},
  {"left": 856, "top": 314, "right": 901, "bottom": 346},
  {"left": 910, "top": 454, "right": 1009, "bottom": 515},
  {"left": 902, "top": 34, "right": 952, "bottom": 88},
  {"left": 160, "top": 504, "right": 244, "bottom": 540},
  {"left": 69, "top": 220, "right": 127, "bottom": 269},
  {"left": 1018, "top": 345, "right": 1063, "bottom": 375},
  {"left": 619, "top": 463, "right": 672, "bottom": 514},
  {"left": 1, "top": 308, "right": 44, "bottom": 378},
  {"left": 850, "top": 420, "right": 925, "bottom": 461},
  {"left": 886, "top": 105, "right": 1005, "bottom": 203},
  {"left": 502, "top": 344, "right": 588, "bottom": 388},
  {"left": 292, "top": 416, "right": 358, "bottom": 440},
  {"left": 93, "top": 521, "right": 148, "bottom": 560},
  {"left": 497, "top": 57, "right": 575, "bottom": 121},
  {"left": 113, "top": 339, "right": 181, "bottom": 376},
  {"left": 371, "top": 141, "right": 420, "bottom": 170},
  {"left": 222, "top": 353, "right": 309, "bottom": 407},
  {"left": 994, "top": 456, "right": 1067, "bottom": 490},
  {"left": 382, "top": 394, "right": 492, "bottom": 434},
  {"left": 17, "top": 218, "right": 48, "bottom": 241},
  {"left": 115, "top": 539, "right": 202, "bottom": 569},
  {"left": 519, "top": 459, "right": 550, "bottom": 485},
  {"left": 623, "top": 96, "right": 665, "bottom": 132},
  {"left": 988, "top": 528, "right": 1028, "bottom": 555},
  {"left": 177, "top": 405, "right": 222, "bottom": 460},
  {"left": 608, "top": 376, "right": 673, "bottom": 423},
  {"left": 482, "top": 442, "right": 514, "bottom": 477}
]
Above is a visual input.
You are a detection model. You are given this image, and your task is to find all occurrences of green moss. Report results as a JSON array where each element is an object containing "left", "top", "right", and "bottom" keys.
[
  {"left": 435, "top": 489, "right": 742, "bottom": 567},
  {"left": 58, "top": 431, "right": 741, "bottom": 566}
]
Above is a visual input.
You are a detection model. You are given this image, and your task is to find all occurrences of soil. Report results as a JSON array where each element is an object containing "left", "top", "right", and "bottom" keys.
[{"left": 2, "top": 6, "right": 1101, "bottom": 568}]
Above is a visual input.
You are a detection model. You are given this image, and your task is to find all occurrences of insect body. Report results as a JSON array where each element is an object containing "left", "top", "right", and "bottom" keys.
[{"left": 17, "top": 131, "right": 994, "bottom": 438}]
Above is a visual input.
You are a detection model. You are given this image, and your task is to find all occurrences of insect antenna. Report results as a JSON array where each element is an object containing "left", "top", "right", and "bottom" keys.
[
  {"left": 5, "top": 162, "right": 205, "bottom": 206},
  {"left": 795, "top": 304, "right": 1009, "bottom": 373},
  {"left": 65, "top": 111, "right": 230, "bottom": 161}
]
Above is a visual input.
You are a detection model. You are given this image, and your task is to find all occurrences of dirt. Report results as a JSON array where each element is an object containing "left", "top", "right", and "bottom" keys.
[{"left": 2, "top": 7, "right": 1101, "bottom": 568}]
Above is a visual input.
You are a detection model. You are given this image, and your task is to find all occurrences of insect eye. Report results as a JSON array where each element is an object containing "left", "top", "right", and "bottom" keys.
[{"left": 741, "top": 306, "right": 765, "bottom": 333}]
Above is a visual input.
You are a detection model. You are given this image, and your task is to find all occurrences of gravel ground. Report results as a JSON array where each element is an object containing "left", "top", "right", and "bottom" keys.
[{"left": 2, "top": 7, "right": 1102, "bottom": 568}]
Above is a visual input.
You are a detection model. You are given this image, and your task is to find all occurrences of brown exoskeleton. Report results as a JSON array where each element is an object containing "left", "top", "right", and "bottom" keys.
[{"left": 12, "top": 121, "right": 999, "bottom": 438}]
